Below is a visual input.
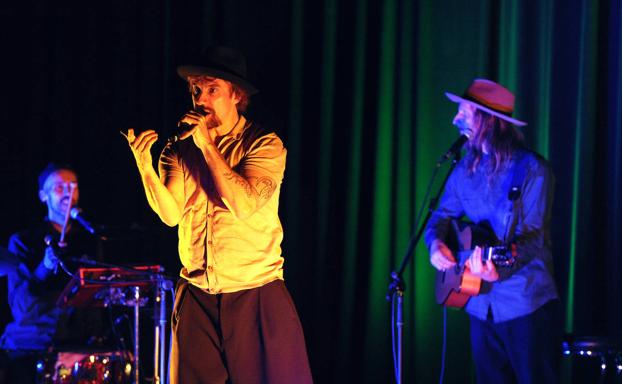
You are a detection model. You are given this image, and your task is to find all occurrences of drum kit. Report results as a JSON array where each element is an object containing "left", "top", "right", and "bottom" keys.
[
  {"left": 35, "top": 264, "right": 173, "bottom": 384},
  {"left": 36, "top": 350, "right": 132, "bottom": 384},
  {"left": 0, "top": 181, "right": 175, "bottom": 383}
]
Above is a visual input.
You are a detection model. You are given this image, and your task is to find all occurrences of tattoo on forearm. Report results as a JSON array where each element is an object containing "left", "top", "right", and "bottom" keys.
[
  {"left": 223, "top": 171, "right": 252, "bottom": 197},
  {"left": 253, "top": 176, "right": 277, "bottom": 200},
  {"left": 223, "top": 171, "right": 277, "bottom": 202}
]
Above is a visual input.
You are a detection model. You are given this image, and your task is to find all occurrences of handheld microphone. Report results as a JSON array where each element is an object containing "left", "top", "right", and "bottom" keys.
[
  {"left": 167, "top": 108, "right": 209, "bottom": 143},
  {"left": 167, "top": 123, "right": 197, "bottom": 144},
  {"left": 44, "top": 234, "right": 66, "bottom": 249},
  {"left": 437, "top": 134, "right": 470, "bottom": 165},
  {"left": 44, "top": 235, "right": 54, "bottom": 246},
  {"left": 69, "top": 207, "right": 97, "bottom": 235}
]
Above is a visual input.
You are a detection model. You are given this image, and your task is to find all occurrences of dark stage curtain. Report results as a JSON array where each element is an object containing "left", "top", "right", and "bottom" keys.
[{"left": 0, "top": 1, "right": 620, "bottom": 383}]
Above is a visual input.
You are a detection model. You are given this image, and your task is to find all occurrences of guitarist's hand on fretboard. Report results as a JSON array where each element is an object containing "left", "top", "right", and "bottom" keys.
[
  {"left": 465, "top": 246, "right": 500, "bottom": 282},
  {"left": 429, "top": 239, "right": 457, "bottom": 271}
]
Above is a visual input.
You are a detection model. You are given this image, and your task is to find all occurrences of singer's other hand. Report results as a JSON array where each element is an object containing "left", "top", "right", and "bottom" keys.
[
  {"left": 124, "top": 128, "right": 158, "bottom": 174},
  {"left": 429, "top": 239, "right": 456, "bottom": 271},
  {"left": 179, "top": 110, "right": 215, "bottom": 150}
]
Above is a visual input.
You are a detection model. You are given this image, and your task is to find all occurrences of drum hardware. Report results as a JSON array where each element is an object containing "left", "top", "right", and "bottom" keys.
[
  {"left": 36, "top": 350, "right": 133, "bottom": 384},
  {"left": 562, "top": 335, "right": 622, "bottom": 382},
  {"left": 56, "top": 265, "right": 172, "bottom": 384}
]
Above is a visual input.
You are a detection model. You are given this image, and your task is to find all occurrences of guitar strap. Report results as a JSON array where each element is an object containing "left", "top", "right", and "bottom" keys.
[{"left": 503, "top": 150, "right": 530, "bottom": 249}]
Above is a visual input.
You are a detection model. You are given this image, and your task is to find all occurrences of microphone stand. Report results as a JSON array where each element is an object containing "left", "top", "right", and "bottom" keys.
[
  {"left": 386, "top": 151, "right": 462, "bottom": 384},
  {"left": 154, "top": 277, "right": 173, "bottom": 384}
]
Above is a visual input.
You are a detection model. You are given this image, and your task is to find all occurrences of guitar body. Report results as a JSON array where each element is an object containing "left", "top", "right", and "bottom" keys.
[
  {"left": 434, "top": 220, "right": 512, "bottom": 308},
  {"left": 436, "top": 264, "right": 482, "bottom": 308}
]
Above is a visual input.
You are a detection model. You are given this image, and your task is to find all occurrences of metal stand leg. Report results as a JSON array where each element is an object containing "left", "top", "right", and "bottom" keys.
[
  {"left": 160, "top": 284, "right": 167, "bottom": 384},
  {"left": 153, "top": 281, "right": 168, "bottom": 384},
  {"left": 154, "top": 321, "right": 160, "bottom": 384},
  {"left": 396, "top": 292, "right": 403, "bottom": 384},
  {"left": 133, "top": 286, "right": 140, "bottom": 384}
]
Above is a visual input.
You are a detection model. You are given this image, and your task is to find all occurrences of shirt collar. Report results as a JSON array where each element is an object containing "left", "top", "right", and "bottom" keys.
[{"left": 227, "top": 115, "right": 247, "bottom": 141}]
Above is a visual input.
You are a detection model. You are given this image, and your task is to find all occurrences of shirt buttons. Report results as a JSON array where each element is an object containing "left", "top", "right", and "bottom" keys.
[
  {"left": 207, "top": 265, "right": 213, "bottom": 272},
  {"left": 207, "top": 240, "right": 213, "bottom": 245}
]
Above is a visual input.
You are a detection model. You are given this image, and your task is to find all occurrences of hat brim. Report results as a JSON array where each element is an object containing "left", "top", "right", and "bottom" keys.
[
  {"left": 177, "top": 66, "right": 258, "bottom": 95},
  {"left": 445, "top": 92, "right": 527, "bottom": 126}
]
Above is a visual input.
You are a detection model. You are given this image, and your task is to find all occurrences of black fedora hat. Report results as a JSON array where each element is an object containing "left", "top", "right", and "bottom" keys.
[{"left": 177, "top": 46, "right": 258, "bottom": 95}]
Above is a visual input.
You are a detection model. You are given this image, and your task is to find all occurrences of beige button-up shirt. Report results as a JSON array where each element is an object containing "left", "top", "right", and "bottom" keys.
[{"left": 159, "top": 116, "right": 286, "bottom": 293}]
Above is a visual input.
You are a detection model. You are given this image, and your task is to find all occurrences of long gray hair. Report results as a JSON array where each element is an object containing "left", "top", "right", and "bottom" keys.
[{"left": 465, "top": 109, "right": 525, "bottom": 176}]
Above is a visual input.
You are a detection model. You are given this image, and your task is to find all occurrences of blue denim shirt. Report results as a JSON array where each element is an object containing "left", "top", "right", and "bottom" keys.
[
  {"left": 425, "top": 149, "right": 558, "bottom": 323},
  {"left": 0, "top": 247, "right": 19, "bottom": 277}
]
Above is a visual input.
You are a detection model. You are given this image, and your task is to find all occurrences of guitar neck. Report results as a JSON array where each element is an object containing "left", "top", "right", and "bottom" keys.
[{"left": 457, "top": 245, "right": 512, "bottom": 266}]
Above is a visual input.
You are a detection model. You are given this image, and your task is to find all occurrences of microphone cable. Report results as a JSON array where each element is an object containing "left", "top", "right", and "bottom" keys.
[{"left": 439, "top": 306, "right": 447, "bottom": 384}]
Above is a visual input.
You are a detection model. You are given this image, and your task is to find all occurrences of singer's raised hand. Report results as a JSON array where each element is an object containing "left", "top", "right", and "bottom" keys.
[
  {"left": 122, "top": 128, "right": 183, "bottom": 227},
  {"left": 124, "top": 128, "right": 159, "bottom": 174}
]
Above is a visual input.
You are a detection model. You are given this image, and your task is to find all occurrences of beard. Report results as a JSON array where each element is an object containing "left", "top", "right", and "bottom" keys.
[
  {"left": 196, "top": 107, "right": 221, "bottom": 129},
  {"left": 454, "top": 118, "right": 473, "bottom": 137},
  {"left": 205, "top": 113, "right": 222, "bottom": 129}
]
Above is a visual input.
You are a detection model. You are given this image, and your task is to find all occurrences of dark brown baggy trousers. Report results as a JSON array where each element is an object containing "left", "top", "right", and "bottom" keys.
[{"left": 169, "top": 279, "right": 313, "bottom": 384}]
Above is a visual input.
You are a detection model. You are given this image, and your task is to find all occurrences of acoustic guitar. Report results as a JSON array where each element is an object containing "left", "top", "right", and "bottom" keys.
[{"left": 435, "top": 220, "right": 515, "bottom": 308}]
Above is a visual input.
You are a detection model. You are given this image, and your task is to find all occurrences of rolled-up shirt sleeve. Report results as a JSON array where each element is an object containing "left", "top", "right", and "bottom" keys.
[
  {"left": 497, "top": 159, "right": 555, "bottom": 280},
  {"left": 159, "top": 142, "right": 184, "bottom": 185}
]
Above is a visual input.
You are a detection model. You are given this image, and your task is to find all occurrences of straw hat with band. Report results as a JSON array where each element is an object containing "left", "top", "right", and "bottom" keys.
[{"left": 445, "top": 79, "right": 527, "bottom": 127}]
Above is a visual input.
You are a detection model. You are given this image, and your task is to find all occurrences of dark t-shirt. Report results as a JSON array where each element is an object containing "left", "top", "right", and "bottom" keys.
[{"left": 1, "top": 220, "right": 107, "bottom": 350}]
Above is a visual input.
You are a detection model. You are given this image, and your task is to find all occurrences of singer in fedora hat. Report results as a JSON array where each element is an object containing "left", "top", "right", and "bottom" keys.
[
  {"left": 426, "top": 79, "right": 559, "bottom": 383},
  {"left": 124, "top": 46, "right": 312, "bottom": 383}
]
